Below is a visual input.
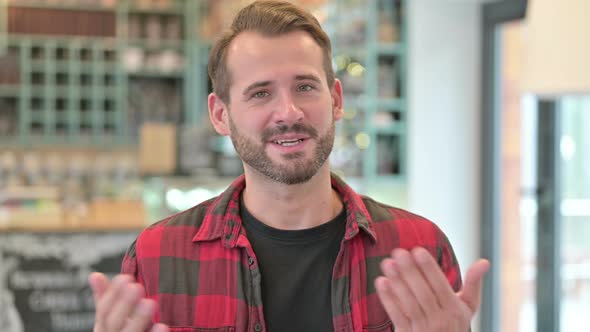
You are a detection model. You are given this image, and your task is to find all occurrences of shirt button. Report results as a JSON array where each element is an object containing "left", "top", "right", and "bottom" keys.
[
  {"left": 254, "top": 322, "right": 263, "bottom": 332},
  {"left": 225, "top": 233, "right": 232, "bottom": 240},
  {"left": 248, "top": 256, "right": 254, "bottom": 266}
]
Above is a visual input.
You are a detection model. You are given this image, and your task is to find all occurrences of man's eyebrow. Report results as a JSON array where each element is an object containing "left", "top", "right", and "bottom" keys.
[
  {"left": 295, "top": 74, "right": 322, "bottom": 84},
  {"left": 242, "top": 80, "right": 272, "bottom": 96}
]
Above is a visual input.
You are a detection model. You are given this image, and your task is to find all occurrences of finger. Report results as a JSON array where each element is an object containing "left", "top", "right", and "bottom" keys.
[
  {"left": 88, "top": 272, "right": 110, "bottom": 303},
  {"left": 95, "top": 274, "right": 134, "bottom": 328},
  {"left": 150, "top": 323, "right": 170, "bottom": 332},
  {"left": 392, "top": 248, "right": 441, "bottom": 315},
  {"left": 458, "top": 259, "right": 491, "bottom": 312},
  {"left": 121, "top": 299, "right": 157, "bottom": 332},
  {"left": 107, "top": 282, "right": 145, "bottom": 331},
  {"left": 380, "top": 257, "right": 424, "bottom": 321},
  {"left": 375, "top": 276, "right": 410, "bottom": 331},
  {"left": 412, "top": 247, "right": 458, "bottom": 308}
]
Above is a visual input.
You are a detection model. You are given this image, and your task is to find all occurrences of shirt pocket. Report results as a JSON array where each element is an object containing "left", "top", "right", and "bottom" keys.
[
  {"left": 362, "top": 320, "right": 394, "bottom": 332},
  {"left": 169, "top": 327, "right": 235, "bottom": 332}
]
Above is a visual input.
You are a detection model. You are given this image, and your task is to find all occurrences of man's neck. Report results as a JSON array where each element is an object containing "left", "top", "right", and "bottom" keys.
[{"left": 241, "top": 166, "right": 343, "bottom": 230}]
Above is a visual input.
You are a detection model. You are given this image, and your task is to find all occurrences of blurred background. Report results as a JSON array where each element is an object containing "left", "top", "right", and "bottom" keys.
[{"left": 0, "top": 0, "right": 588, "bottom": 331}]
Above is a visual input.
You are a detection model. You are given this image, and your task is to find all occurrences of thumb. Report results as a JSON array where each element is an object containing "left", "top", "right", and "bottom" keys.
[
  {"left": 457, "top": 259, "right": 491, "bottom": 313},
  {"left": 88, "top": 272, "right": 110, "bottom": 303}
]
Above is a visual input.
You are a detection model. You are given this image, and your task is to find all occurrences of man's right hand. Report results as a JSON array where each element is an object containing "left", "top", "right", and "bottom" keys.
[{"left": 89, "top": 272, "right": 169, "bottom": 332}]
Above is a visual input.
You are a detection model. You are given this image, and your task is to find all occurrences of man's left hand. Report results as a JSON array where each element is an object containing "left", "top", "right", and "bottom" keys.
[{"left": 375, "top": 247, "right": 490, "bottom": 332}]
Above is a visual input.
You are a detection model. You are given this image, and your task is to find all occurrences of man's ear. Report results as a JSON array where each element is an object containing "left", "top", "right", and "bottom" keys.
[
  {"left": 208, "top": 93, "right": 230, "bottom": 136},
  {"left": 331, "top": 79, "right": 344, "bottom": 121}
]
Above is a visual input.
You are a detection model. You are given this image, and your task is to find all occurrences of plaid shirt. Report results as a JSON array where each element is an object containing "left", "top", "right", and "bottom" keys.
[{"left": 122, "top": 174, "right": 462, "bottom": 332}]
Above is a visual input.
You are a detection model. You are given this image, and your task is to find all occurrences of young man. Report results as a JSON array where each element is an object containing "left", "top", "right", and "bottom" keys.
[{"left": 90, "top": 1, "right": 490, "bottom": 331}]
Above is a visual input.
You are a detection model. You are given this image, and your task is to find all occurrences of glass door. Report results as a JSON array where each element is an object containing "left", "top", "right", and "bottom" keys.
[
  {"left": 496, "top": 22, "right": 590, "bottom": 332},
  {"left": 559, "top": 97, "right": 590, "bottom": 330}
]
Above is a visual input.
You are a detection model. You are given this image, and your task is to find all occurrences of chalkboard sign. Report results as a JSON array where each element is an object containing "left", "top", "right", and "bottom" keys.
[{"left": 0, "top": 232, "right": 139, "bottom": 332}]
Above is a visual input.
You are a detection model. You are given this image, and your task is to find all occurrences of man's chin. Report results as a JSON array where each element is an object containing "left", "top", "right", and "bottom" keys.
[
  {"left": 274, "top": 173, "right": 316, "bottom": 185},
  {"left": 280, "top": 151, "right": 306, "bottom": 160},
  {"left": 258, "top": 166, "right": 316, "bottom": 185}
]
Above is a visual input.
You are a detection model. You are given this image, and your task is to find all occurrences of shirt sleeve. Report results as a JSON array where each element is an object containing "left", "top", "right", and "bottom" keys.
[
  {"left": 435, "top": 225, "right": 463, "bottom": 292},
  {"left": 121, "top": 239, "right": 138, "bottom": 278}
]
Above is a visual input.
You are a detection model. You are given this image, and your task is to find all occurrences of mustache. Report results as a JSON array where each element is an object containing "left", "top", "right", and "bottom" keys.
[{"left": 261, "top": 123, "right": 318, "bottom": 141}]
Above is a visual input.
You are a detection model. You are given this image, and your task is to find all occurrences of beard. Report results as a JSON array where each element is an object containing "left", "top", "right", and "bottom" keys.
[{"left": 228, "top": 115, "right": 335, "bottom": 185}]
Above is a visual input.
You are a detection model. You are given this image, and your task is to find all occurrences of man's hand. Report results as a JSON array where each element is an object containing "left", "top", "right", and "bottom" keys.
[
  {"left": 89, "top": 272, "right": 169, "bottom": 332},
  {"left": 375, "top": 247, "right": 490, "bottom": 332}
]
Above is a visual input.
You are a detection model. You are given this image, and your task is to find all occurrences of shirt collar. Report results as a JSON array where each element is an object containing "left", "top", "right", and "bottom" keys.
[{"left": 192, "top": 173, "right": 378, "bottom": 247}]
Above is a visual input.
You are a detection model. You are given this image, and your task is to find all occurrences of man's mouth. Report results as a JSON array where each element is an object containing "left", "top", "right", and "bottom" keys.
[{"left": 273, "top": 138, "right": 305, "bottom": 146}]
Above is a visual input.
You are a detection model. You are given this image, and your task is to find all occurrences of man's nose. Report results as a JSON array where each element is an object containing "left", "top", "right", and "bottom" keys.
[{"left": 272, "top": 93, "right": 304, "bottom": 125}]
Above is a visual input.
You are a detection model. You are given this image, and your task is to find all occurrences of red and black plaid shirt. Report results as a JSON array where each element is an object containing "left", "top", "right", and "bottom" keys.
[{"left": 122, "top": 174, "right": 462, "bottom": 332}]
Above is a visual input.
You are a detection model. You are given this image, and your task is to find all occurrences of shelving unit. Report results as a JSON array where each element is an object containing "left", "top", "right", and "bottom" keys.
[
  {"left": 0, "top": 0, "right": 208, "bottom": 147},
  {"left": 0, "top": 0, "right": 408, "bottom": 188},
  {"left": 324, "top": 0, "right": 407, "bottom": 184},
  {"left": 0, "top": 0, "right": 216, "bottom": 230}
]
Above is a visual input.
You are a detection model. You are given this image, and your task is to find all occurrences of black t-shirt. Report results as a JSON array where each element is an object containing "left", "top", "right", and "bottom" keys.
[{"left": 240, "top": 200, "right": 346, "bottom": 332}]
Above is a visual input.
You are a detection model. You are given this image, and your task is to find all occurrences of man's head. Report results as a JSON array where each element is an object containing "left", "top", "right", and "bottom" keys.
[
  {"left": 207, "top": 1, "right": 343, "bottom": 185},
  {"left": 208, "top": 0, "right": 335, "bottom": 104}
]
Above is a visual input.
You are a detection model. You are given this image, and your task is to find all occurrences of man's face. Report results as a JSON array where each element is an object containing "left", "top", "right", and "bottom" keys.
[{"left": 222, "top": 30, "right": 343, "bottom": 184}]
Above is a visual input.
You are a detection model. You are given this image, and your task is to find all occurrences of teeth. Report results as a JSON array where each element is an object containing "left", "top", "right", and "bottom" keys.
[{"left": 274, "top": 139, "right": 303, "bottom": 146}]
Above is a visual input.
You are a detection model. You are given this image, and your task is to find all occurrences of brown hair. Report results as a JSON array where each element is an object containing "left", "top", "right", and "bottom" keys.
[{"left": 207, "top": 0, "right": 335, "bottom": 104}]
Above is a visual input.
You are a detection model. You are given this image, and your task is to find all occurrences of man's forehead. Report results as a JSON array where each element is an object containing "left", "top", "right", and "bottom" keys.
[
  {"left": 230, "top": 29, "right": 318, "bottom": 47},
  {"left": 226, "top": 31, "right": 325, "bottom": 85},
  {"left": 227, "top": 30, "right": 322, "bottom": 62}
]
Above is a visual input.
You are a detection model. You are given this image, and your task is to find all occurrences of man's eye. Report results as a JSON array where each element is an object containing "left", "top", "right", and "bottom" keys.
[
  {"left": 298, "top": 84, "right": 314, "bottom": 92},
  {"left": 253, "top": 91, "right": 269, "bottom": 98}
]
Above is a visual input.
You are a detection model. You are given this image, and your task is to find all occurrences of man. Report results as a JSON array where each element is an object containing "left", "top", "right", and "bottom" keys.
[{"left": 90, "top": 1, "right": 490, "bottom": 331}]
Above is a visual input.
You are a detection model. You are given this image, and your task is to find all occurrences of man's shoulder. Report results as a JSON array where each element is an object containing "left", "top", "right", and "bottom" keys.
[
  {"left": 360, "top": 195, "right": 435, "bottom": 227},
  {"left": 333, "top": 175, "right": 437, "bottom": 231},
  {"left": 359, "top": 196, "right": 454, "bottom": 266},
  {"left": 133, "top": 196, "right": 219, "bottom": 245},
  {"left": 155, "top": 196, "right": 217, "bottom": 228}
]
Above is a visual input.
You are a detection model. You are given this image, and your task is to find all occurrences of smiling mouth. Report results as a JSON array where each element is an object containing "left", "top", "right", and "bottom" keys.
[{"left": 272, "top": 138, "right": 305, "bottom": 146}]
